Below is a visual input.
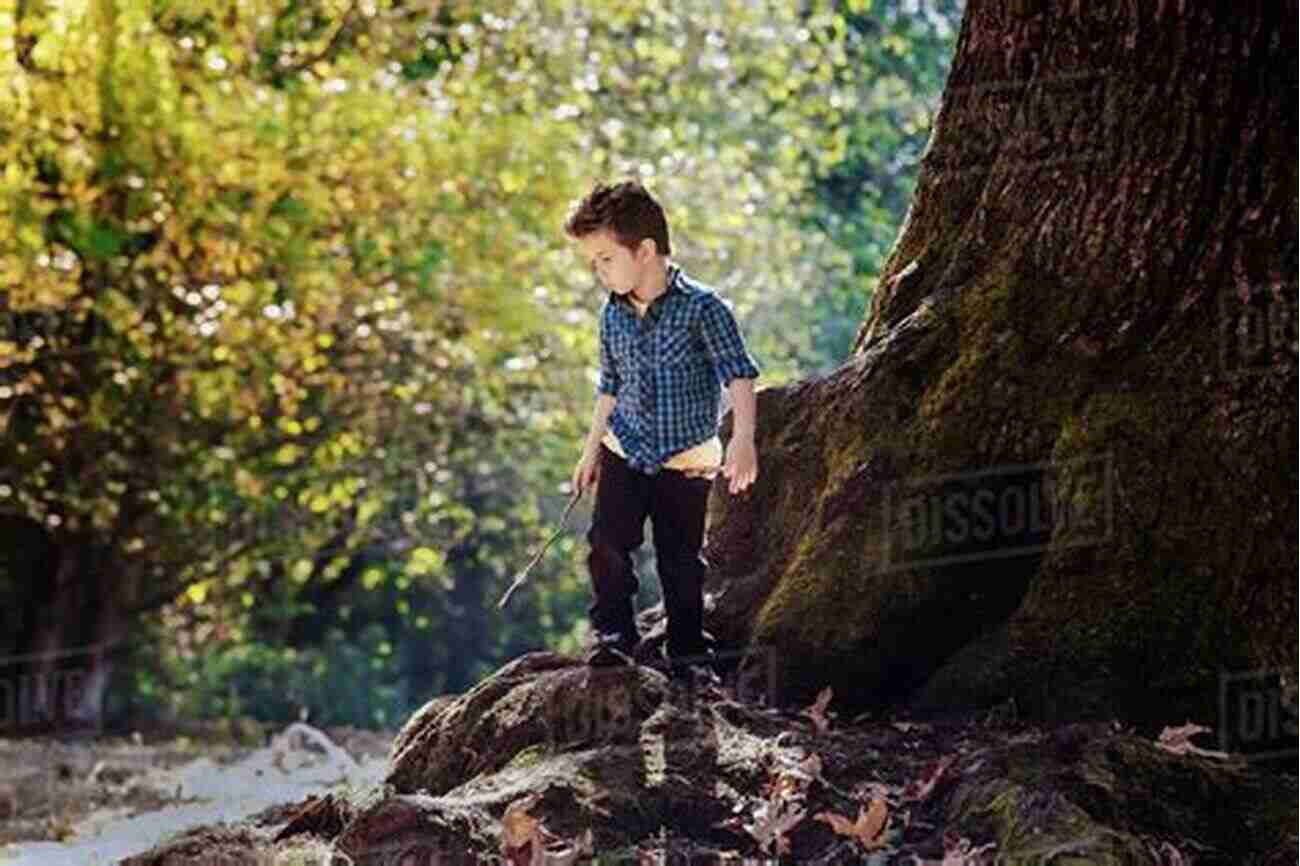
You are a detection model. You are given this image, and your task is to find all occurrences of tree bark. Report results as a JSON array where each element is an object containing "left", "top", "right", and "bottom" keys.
[{"left": 705, "top": 0, "right": 1297, "bottom": 727}]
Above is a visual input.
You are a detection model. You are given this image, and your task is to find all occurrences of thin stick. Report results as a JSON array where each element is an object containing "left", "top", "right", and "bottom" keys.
[{"left": 497, "top": 488, "right": 584, "bottom": 610}]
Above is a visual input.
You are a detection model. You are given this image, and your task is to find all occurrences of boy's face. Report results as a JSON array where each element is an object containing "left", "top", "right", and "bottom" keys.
[{"left": 579, "top": 229, "right": 652, "bottom": 297}]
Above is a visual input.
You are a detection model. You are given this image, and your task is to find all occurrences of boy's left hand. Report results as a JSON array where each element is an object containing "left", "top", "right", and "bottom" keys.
[{"left": 722, "top": 436, "right": 758, "bottom": 495}]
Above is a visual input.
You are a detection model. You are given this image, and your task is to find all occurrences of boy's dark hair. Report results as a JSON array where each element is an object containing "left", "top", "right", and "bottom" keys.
[{"left": 564, "top": 180, "right": 671, "bottom": 255}]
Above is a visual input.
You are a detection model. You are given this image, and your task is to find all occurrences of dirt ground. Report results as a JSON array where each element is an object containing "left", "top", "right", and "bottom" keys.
[{"left": 0, "top": 723, "right": 395, "bottom": 851}]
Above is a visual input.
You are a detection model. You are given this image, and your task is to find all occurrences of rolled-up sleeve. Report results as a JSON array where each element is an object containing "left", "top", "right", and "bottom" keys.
[
  {"left": 596, "top": 307, "right": 621, "bottom": 397},
  {"left": 698, "top": 293, "right": 760, "bottom": 387}
]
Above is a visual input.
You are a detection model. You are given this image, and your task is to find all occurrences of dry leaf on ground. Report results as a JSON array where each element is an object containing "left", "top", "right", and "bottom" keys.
[
  {"left": 745, "top": 797, "right": 807, "bottom": 855},
  {"left": 802, "top": 687, "right": 835, "bottom": 733},
  {"left": 814, "top": 797, "right": 889, "bottom": 851},
  {"left": 1155, "top": 722, "right": 1229, "bottom": 760},
  {"left": 499, "top": 794, "right": 593, "bottom": 866},
  {"left": 501, "top": 793, "right": 543, "bottom": 850},
  {"left": 935, "top": 830, "right": 997, "bottom": 865},
  {"left": 902, "top": 754, "right": 955, "bottom": 803}
]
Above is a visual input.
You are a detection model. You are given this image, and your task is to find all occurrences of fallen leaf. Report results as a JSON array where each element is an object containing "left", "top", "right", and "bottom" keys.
[
  {"left": 802, "top": 687, "right": 834, "bottom": 733},
  {"left": 739, "top": 750, "right": 828, "bottom": 855},
  {"left": 797, "top": 752, "right": 823, "bottom": 780},
  {"left": 501, "top": 793, "right": 543, "bottom": 849},
  {"left": 1147, "top": 839, "right": 1190, "bottom": 866},
  {"left": 770, "top": 751, "right": 823, "bottom": 799},
  {"left": 939, "top": 831, "right": 997, "bottom": 865},
  {"left": 902, "top": 754, "right": 955, "bottom": 802},
  {"left": 744, "top": 796, "right": 807, "bottom": 855},
  {"left": 500, "top": 797, "right": 592, "bottom": 866},
  {"left": 1155, "top": 721, "right": 1229, "bottom": 759},
  {"left": 814, "top": 797, "right": 888, "bottom": 851}
]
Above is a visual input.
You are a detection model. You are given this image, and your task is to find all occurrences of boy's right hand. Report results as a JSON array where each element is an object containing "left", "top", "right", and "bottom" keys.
[{"left": 572, "top": 447, "right": 601, "bottom": 496}]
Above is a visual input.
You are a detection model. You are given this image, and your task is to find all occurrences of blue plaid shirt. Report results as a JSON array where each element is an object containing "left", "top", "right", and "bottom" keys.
[{"left": 596, "top": 263, "right": 761, "bottom": 475}]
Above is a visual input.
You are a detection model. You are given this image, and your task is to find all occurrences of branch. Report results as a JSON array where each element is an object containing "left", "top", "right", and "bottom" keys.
[{"left": 279, "top": 0, "right": 362, "bottom": 76}]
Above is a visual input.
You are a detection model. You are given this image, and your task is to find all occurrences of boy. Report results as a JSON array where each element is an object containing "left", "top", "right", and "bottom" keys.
[{"left": 564, "top": 180, "right": 760, "bottom": 679}]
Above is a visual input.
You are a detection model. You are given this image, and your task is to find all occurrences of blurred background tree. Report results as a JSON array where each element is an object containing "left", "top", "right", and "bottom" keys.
[
  {"left": 0, "top": 0, "right": 959, "bottom": 731},
  {"left": 808, "top": 0, "right": 963, "bottom": 362}
]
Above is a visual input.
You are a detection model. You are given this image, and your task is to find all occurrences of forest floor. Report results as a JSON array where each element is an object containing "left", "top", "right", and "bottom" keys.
[
  {"left": 0, "top": 676, "right": 1293, "bottom": 865},
  {"left": 0, "top": 722, "right": 395, "bottom": 864}
]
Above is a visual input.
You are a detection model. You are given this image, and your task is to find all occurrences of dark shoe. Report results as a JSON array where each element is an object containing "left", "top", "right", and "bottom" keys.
[
  {"left": 585, "top": 629, "right": 638, "bottom": 667},
  {"left": 669, "top": 662, "right": 721, "bottom": 688},
  {"left": 666, "top": 648, "right": 721, "bottom": 688}
]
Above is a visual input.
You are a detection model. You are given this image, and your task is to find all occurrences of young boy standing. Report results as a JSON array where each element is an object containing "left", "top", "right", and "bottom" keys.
[{"left": 564, "top": 180, "right": 760, "bottom": 677}]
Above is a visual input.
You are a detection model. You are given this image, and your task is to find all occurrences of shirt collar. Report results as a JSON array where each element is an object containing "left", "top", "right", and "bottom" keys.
[{"left": 610, "top": 262, "right": 683, "bottom": 313}]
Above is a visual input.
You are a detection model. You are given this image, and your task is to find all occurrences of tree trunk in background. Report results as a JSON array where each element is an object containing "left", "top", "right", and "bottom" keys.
[
  {"left": 2, "top": 517, "right": 124, "bottom": 733},
  {"left": 705, "top": 0, "right": 1296, "bottom": 730},
  {"left": 67, "top": 546, "right": 127, "bottom": 730}
]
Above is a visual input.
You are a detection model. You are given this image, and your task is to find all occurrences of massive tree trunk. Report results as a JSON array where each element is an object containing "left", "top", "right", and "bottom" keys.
[{"left": 705, "top": 0, "right": 1297, "bottom": 731}]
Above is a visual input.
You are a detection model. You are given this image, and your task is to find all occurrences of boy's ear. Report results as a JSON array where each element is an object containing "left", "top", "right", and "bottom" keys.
[{"left": 637, "top": 237, "right": 655, "bottom": 260}]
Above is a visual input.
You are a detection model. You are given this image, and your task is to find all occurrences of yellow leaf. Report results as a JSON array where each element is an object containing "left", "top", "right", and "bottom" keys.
[
  {"left": 226, "top": 281, "right": 254, "bottom": 305},
  {"left": 498, "top": 169, "right": 525, "bottom": 193},
  {"left": 357, "top": 496, "right": 381, "bottom": 526},
  {"left": 405, "top": 546, "right": 444, "bottom": 576}
]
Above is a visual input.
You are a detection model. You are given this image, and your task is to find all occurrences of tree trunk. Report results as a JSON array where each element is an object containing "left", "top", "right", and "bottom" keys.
[
  {"left": 2, "top": 520, "right": 124, "bottom": 734},
  {"left": 705, "top": 0, "right": 1297, "bottom": 730}
]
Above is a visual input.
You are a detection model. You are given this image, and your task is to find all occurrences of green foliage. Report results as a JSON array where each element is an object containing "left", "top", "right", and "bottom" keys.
[
  {"left": 806, "top": 0, "right": 963, "bottom": 365},
  {"left": 169, "top": 626, "right": 410, "bottom": 728}
]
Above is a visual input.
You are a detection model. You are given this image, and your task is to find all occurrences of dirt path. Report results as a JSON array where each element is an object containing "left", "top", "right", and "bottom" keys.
[{"left": 0, "top": 724, "right": 393, "bottom": 865}]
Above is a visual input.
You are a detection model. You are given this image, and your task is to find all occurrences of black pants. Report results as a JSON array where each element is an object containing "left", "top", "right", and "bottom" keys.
[{"left": 586, "top": 441, "right": 713, "bottom": 661}]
